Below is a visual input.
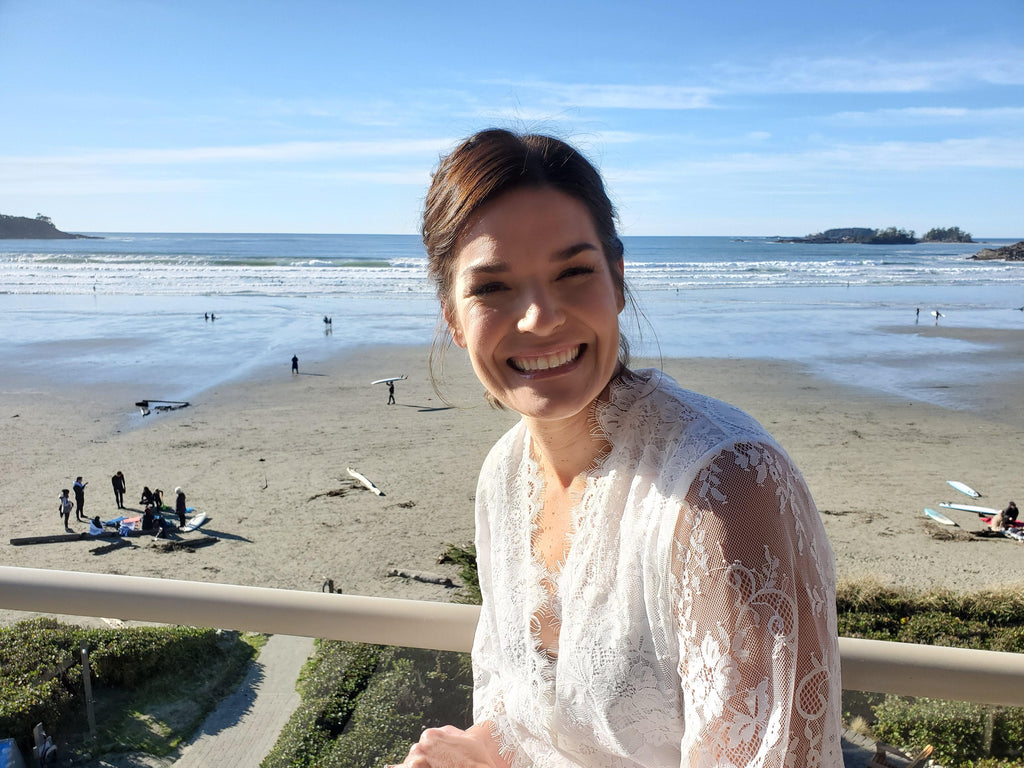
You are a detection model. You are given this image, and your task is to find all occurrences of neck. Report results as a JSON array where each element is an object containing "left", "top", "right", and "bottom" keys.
[{"left": 523, "top": 402, "right": 605, "bottom": 490}]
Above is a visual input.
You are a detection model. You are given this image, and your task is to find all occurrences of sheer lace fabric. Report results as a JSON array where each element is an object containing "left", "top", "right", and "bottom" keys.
[{"left": 472, "top": 370, "right": 842, "bottom": 767}]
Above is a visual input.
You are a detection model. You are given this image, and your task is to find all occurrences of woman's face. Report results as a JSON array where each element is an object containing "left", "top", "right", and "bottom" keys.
[{"left": 445, "top": 187, "right": 624, "bottom": 424}]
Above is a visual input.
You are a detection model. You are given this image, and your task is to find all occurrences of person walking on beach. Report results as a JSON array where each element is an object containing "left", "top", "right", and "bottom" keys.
[
  {"left": 73, "top": 476, "right": 87, "bottom": 521},
  {"left": 111, "top": 471, "right": 126, "bottom": 509},
  {"left": 292, "top": 355, "right": 299, "bottom": 374},
  {"left": 387, "top": 380, "right": 396, "bottom": 405},
  {"left": 397, "top": 129, "right": 842, "bottom": 767},
  {"left": 175, "top": 487, "right": 188, "bottom": 527},
  {"left": 58, "top": 489, "right": 73, "bottom": 529}
]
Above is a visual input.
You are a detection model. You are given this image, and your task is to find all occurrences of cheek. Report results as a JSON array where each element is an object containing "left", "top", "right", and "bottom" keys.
[{"left": 461, "top": 309, "right": 500, "bottom": 356}]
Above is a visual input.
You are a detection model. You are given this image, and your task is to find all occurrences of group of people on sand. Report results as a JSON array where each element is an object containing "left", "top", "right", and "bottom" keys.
[
  {"left": 140, "top": 485, "right": 190, "bottom": 528},
  {"left": 59, "top": 471, "right": 189, "bottom": 534}
]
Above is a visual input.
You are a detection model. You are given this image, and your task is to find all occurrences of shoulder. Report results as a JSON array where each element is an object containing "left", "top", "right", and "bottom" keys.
[{"left": 604, "top": 368, "right": 776, "bottom": 466}]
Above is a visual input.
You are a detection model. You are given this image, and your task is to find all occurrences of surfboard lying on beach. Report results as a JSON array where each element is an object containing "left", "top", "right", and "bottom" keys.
[
  {"left": 939, "top": 502, "right": 999, "bottom": 516},
  {"left": 924, "top": 508, "right": 958, "bottom": 526},
  {"left": 947, "top": 480, "right": 981, "bottom": 498},
  {"left": 370, "top": 375, "right": 407, "bottom": 385},
  {"left": 180, "top": 512, "right": 207, "bottom": 532},
  {"left": 346, "top": 467, "right": 385, "bottom": 496}
]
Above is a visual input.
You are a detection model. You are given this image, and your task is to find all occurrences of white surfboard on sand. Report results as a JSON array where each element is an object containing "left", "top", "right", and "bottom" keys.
[
  {"left": 371, "top": 375, "right": 407, "bottom": 385},
  {"left": 925, "top": 508, "right": 958, "bottom": 526},
  {"left": 939, "top": 502, "right": 1000, "bottom": 516},
  {"left": 181, "top": 512, "right": 207, "bottom": 533},
  {"left": 947, "top": 480, "right": 981, "bottom": 498},
  {"left": 347, "top": 467, "right": 384, "bottom": 496}
]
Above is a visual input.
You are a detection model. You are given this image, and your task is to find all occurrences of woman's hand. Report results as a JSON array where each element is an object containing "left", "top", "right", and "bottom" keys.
[{"left": 392, "top": 723, "right": 507, "bottom": 768}]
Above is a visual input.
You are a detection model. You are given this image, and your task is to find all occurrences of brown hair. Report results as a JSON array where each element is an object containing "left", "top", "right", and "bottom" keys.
[{"left": 422, "top": 129, "right": 632, "bottom": 386}]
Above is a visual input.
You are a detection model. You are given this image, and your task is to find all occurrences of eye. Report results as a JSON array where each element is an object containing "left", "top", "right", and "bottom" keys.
[
  {"left": 469, "top": 281, "right": 506, "bottom": 297},
  {"left": 558, "top": 265, "right": 594, "bottom": 280}
]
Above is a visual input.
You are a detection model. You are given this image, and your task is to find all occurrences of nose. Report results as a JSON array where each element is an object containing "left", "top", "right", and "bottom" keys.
[{"left": 516, "top": 285, "right": 564, "bottom": 335}]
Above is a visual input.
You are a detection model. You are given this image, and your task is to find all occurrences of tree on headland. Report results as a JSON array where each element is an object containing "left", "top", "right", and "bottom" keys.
[
  {"left": 35, "top": 213, "right": 52, "bottom": 224},
  {"left": 778, "top": 226, "right": 972, "bottom": 245},
  {"left": 869, "top": 227, "right": 916, "bottom": 244},
  {"left": 922, "top": 226, "right": 973, "bottom": 243}
]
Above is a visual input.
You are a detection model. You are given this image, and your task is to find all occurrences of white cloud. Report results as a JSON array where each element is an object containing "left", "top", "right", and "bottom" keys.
[
  {"left": 492, "top": 51, "right": 1024, "bottom": 114},
  {"left": 718, "top": 53, "right": 1024, "bottom": 94},
  {"left": 0, "top": 138, "right": 454, "bottom": 167},
  {"left": 829, "top": 106, "right": 1024, "bottom": 124},
  {"left": 612, "top": 136, "right": 1024, "bottom": 182},
  {"left": 492, "top": 80, "right": 718, "bottom": 110}
]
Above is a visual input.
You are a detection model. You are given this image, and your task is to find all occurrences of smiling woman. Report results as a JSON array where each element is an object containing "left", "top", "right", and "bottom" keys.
[{"left": 398, "top": 129, "right": 843, "bottom": 768}]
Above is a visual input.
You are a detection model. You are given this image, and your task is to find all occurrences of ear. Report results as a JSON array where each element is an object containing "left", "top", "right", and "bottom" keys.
[
  {"left": 442, "top": 302, "right": 466, "bottom": 348},
  {"left": 614, "top": 256, "right": 626, "bottom": 313}
]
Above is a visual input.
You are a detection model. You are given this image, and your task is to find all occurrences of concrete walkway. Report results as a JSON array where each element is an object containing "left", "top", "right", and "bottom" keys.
[{"left": 172, "top": 633, "right": 315, "bottom": 767}]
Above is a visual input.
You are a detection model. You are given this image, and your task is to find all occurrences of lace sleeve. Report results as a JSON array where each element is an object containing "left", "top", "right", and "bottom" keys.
[
  {"left": 672, "top": 440, "right": 842, "bottom": 768},
  {"left": 472, "top": 487, "right": 506, "bottom": 727}
]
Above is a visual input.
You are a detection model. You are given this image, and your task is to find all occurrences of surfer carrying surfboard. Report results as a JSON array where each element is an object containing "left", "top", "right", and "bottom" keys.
[{"left": 396, "top": 130, "right": 842, "bottom": 768}]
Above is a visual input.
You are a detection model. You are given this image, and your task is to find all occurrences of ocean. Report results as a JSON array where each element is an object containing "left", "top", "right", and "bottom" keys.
[{"left": 3, "top": 233, "right": 1022, "bottom": 410}]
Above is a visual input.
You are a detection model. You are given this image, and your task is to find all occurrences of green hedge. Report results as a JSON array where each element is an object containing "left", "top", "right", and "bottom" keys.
[
  {"left": 261, "top": 643, "right": 473, "bottom": 768},
  {"left": 0, "top": 618, "right": 238, "bottom": 756},
  {"left": 838, "top": 581, "right": 1024, "bottom": 765}
]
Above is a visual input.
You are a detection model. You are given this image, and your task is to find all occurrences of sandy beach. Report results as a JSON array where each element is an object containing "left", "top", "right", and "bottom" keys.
[{"left": 3, "top": 328, "right": 1024, "bottom": 628}]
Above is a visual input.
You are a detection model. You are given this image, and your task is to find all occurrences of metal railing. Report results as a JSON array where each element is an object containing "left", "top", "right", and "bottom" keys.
[{"left": 4, "top": 565, "right": 1024, "bottom": 707}]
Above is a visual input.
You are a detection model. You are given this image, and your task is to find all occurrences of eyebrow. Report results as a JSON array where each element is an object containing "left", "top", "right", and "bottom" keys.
[{"left": 460, "top": 241, "right": 600, "bottom": 278}]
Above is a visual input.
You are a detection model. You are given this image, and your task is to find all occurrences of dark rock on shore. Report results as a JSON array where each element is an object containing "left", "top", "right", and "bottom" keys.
[
  {"left": 0, "top": 213, "right": 100, "bottom": 239},
  {"left": 970, "top": 241, "right": 1024, "bottom": 261}
]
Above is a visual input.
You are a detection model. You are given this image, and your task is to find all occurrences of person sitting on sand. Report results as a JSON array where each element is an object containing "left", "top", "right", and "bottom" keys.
[
  {"left": 1005, "top": 501, "right": 1019, "bottom": 525},
  {"left": 152, "top": 488, "right": 164, "bottom": 510},
  {"left": 142, "top": 507, "right": 155, "bottom": 532},
  {"left": 396, "top": 129, "right": 842, "bottom": 767},
  {"left": 140, "top": 486, "right": 154, "bottom": 506},
  {"left": 88, "top": 516, "right": 104, "bottom": 536}
]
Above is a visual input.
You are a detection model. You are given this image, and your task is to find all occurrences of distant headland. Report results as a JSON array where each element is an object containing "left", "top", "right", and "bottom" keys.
[
  {"left": 970, "top": 241, "right": 1024, "bottom": 261},
  {"left": 773, "top": 226, "right": 973, "bottom": 245},
  {"left": 0, "top": 213, "right": 101, "bottom": 239}
]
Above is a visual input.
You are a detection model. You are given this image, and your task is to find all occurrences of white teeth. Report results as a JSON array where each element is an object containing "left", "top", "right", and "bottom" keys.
[{"left": 511, "top": 346, "right": 580, "bottom": 372}]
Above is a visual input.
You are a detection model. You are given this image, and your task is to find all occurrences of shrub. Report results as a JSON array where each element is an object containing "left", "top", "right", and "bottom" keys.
[
  {"left": 261, "top": 642, "right": 382, "bottom": 768},
  {"left": 85, "top": 626, "right": 223, "bottom": 689},
  {"left": 263, "top": 643, "right": 473, "bottom": 768},
  {"left": 439, "top": 543, "right": 481, "bottom": 605},
  {"left": 0, "top": 619, "right": 251, "bottom": 759},
  {"left": 874, "top": 696, "right": 990, "bottom": 766}
]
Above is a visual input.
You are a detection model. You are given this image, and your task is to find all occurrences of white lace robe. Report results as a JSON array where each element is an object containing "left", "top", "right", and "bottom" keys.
[{"left": 472, "top": 370, "right": 842, "bottom": 767}]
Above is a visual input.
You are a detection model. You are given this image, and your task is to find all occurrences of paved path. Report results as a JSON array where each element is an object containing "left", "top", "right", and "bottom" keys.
[{"left": 172, "top": 634, "right": 315, "bottom": 767}]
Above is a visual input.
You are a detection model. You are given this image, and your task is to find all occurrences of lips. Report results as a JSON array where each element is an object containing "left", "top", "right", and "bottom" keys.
[{"left": 508, "top": 345, "right": 582, "bottom": 373}]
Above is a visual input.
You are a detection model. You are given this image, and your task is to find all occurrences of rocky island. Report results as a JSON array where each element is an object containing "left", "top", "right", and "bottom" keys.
[
  {"left": 970, "top": 241, "right": 1024, "bottom": 261},
  {"left": 0, "top": 213, "right": 99, "bottom": 239},
  {"left": 774, "top": 226, "right": 973, "bottom": 245}
]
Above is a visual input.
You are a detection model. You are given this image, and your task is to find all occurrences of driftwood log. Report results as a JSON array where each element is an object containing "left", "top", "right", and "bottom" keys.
[
  {"left": 387, "top": 568, "right": 454, "bottom": 587},
  {"left": 152, "top": 537, "right": 218, "bottom": 553}
]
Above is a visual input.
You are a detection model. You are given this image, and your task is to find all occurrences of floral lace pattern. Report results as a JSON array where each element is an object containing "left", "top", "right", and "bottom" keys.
[{"left": 472, "top": 370, "right": 842, "bottom": 767}]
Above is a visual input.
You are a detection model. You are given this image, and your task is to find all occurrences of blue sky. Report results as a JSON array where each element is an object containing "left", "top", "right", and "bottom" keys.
[{"left": 1, "top": 0, "right": 1022, "bottom": 236}]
